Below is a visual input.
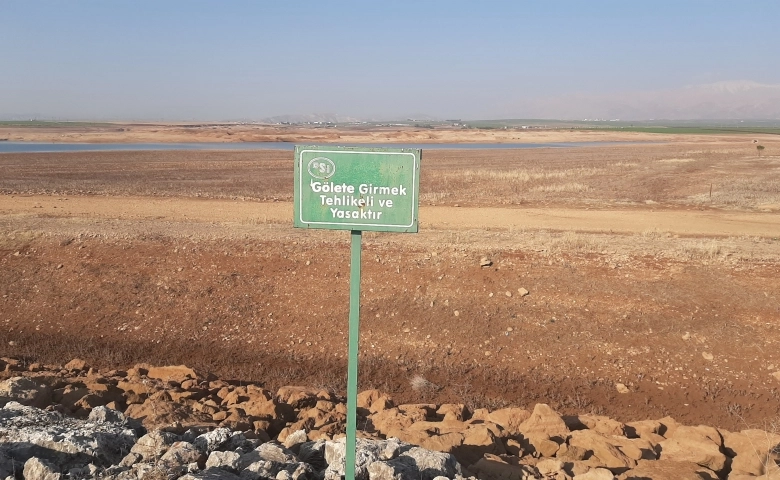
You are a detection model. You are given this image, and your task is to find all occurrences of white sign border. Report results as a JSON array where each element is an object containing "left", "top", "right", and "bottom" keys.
[{"left": 297, "top": 149, "right": 418, "bottom": 229}]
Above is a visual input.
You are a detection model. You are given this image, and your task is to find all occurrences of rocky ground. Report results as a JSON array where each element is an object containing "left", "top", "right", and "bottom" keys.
[{"left": 1, "top": 360, "right": 779, "bottom": 479}]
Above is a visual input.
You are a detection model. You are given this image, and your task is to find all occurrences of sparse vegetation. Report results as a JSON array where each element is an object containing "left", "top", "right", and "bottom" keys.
[{"left": 409, "top": 374, "right": 439, "bottom": 393}]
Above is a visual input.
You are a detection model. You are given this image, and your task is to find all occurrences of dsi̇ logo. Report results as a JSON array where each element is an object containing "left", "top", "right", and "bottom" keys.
[{"left": 307, "top": 157, "right": 336, "bottom": 179}]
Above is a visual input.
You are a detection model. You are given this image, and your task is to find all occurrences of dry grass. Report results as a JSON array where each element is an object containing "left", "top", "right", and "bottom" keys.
[
  {"left": 0, "top": 150, "right": 293, "bottom": 201},
  {"left": 542, "top": 231, "right": 606, "bottom": 254},
  {"left": 695, "top": 179, "right": 780, "bottom": 209},
  {"left": 0, "top": 230, "right": 39, "bottom": 250},
  {"left": 641, "top": 228, "right": 669, "bottom": 240},
  {"left": 677, "top": 240, "right": 724, "bottom": 261},
  {"left": 531, "top": 182, "right": 590, "bottom": 193},
  {"left": 409, "top": 374, "right": 439, "bottom": 392},
  {"left": 1, "top": 141, "right": 779, "bottom": 211},
  {"left": 658, "top": 158, "right": 696, "bottom": 164}
]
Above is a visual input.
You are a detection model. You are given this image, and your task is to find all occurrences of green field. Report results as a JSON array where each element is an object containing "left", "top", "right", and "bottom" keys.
[
  {"left": 586, "top": 126, "right": 780, "bottom": 135},
  {"left": 462, "top": 118, "right": 780, "bottom": 135}
]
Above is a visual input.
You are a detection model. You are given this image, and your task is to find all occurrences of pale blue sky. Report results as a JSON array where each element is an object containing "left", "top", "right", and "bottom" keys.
[{"left": 2, "top": 1, "right": 779, "bottom": 120}]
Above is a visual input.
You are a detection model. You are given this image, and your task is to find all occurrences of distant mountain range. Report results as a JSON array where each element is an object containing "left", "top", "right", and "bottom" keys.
[
  {"left": 514, "top": 81, "right": 780, "bottom": 121},
  {"left": 2, "top": 81, "right": 778, "bottom": 123},
  {"left": 260, "top": 82, "right": 780, "bottom": 123}
]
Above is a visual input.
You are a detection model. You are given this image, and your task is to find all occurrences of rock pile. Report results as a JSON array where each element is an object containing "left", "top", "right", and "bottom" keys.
[
  {"left": 0, "top": 401, "right": 465, "bottom": 479},
  {"left": 1, "top": 358, "right": 779, "bottom": 479}
]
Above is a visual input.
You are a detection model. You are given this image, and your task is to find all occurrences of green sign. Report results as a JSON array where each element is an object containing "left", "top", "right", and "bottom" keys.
[
  {"left": 293, "top": 144, "right": 421, "bottom": 480},
  {"left": 294, "top": 145, "right": 420, "bottom": 233}
]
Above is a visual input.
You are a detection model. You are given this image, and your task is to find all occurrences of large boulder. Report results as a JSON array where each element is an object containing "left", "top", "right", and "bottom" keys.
[
  {"left": 193, "top": 427, "right": 234, "bottom": 454},
  {"left": 468, "top": 455, "right": 538, "bottom": 480},
  {"left": 276, "top": 386, "right": 321, "bottom": 410},
  {"left": 129, "top": 430, "right": 180, "bottom": 461},
  {"left": 367, "top": 447, "right": 462, "bottom": 480},
  {"left": 205, "top": 450, "right": 241, "bottom": 472},
  {"left": 323, "top": 437, "right": 464, "bottom": 480},
  {"left": 722, "top": 428, "right": 780, "bottom": 477},
  {"left": 241, "top": 460, "right": 314, "bottom": 480},
  {"left": 239, "top": 442, "right": 298, "bottom": 470},
  {"left": 658, "top": 425, "right": 726, "bottom": 474},
  {"left": 23, "top": 457, "right": 61, "bottom": 480},
  {"left": 487, "top": 408, "right": 531, "bottom": 436},
  {"left": 235, "top": 397, "right": 294, "bottom": 422},
  {"left": 0, "top": 377, "right": 52, "bottom": 409},
  {"left": 568, "top": 430, "right": 637, "bottom": 473},
  {"left": 145, "top": 364, "right": 204, "bottom": 384},
  {"left": 179, "top": 467, "right": 241, "bottom": 480},
  {"left": 324, "top": 437, "right": 404, "bottom": 480},
  {"left": 453, "top": 425, "right": 506, "bottom": 467},
  {"left": 617, "top": 459, "right": 717, "bottom": 479},
  {"left": 571, "top": 415, "right": 627, "bottom": 437},
  {"left": 0, "top": 401, "right": 137, "bottom": 471},
  {"left": 371, "top": 407, "right": 428, "bottom": 437},
  {"left": 160, "top": 441, "right": 207, "bottom": 471},
  {"left": 625, "top": 419, "right": 664, "bottom": 442},
  {"left": 517, "top": 404, "right": 570, "bottom": 441},
  {"left": 573, "top": 468, "right": 616, "bottom": 480},
  {"left": 124, "top": 397, "right": 212, "bottom": 428},
  {"left": 518, "top": 432, "right": 560, "bottom": 458},
  {"left": 357, "top": 389, "right": 385, "bottom": 412}
]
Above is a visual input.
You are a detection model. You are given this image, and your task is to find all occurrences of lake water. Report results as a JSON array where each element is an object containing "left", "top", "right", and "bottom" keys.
[{"left": 0, "top": 141, "right": 624, "bottom": 153}]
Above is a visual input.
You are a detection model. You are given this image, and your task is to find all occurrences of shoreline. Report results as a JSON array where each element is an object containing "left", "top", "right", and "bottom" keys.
[{"left": 3, "top": 123, "right": 775, "bottom": 146}]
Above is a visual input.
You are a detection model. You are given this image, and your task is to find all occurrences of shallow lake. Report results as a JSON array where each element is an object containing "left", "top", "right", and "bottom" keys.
[{"left": 0, "top": 141, "right": 626, "bottom": 153}]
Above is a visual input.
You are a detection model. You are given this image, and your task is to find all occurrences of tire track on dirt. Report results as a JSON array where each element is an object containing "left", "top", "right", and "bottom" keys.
[{"left": 1, "top": 195, "right": 779, "bottom": 237}]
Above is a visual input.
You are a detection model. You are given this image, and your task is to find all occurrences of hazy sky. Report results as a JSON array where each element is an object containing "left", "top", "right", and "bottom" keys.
[{"left": 3, "top": 1, "right": 779, "bottom": 120}]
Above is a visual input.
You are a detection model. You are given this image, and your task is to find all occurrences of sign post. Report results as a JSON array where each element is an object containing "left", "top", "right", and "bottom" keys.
[
  {"left": 346, "top": 229, "right": 361, "bottom": 480},
  {"left": 294, "top": 146, "right": 420, "bottom": 480}
]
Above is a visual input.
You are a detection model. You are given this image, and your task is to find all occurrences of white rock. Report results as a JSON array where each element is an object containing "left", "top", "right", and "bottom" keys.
[
  {"left": 398, "top": 447, "right": 462, "bottom": 478},
  {"left": 325, "top": 437, "right": 404, "bottom": 480},
  {"left": 180, "top": 467, "right": 241, "bottom": 480},
  {"left": 0, "top": 402, "right": 137, "bottom": 470},
  {"left": 239, "top": 442, "right": 298, "bottom": 470},
  {"left": 131, "top": 430, "right": 180, "bottom": 461},
  {"left": 161, "top": 441, "right": 206, "bottom": 469},
  {"left": 0, "top": 377, "right": 52, "bottom": 409},
  {"left": 206, "top": 450, "right": 241, "bottom": 472},
  {"left": 23, "top": 457, "right": 60, "bottom": 480},
  {"left": 282, "top": 429, "right": 308, "bottom": 450},
  {"left": 194, "top": 427, "right": 233, "bottom": 454}
]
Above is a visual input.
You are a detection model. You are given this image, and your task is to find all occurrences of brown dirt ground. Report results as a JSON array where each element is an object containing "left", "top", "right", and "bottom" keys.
[{"left": 1, "top": 134, "right": 779, "bottom": 432}]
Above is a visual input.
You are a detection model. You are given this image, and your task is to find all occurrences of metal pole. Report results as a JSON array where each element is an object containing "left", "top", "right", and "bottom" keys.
[{"left": 345, "top": 229, "right": 362, "bottom": 480}]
